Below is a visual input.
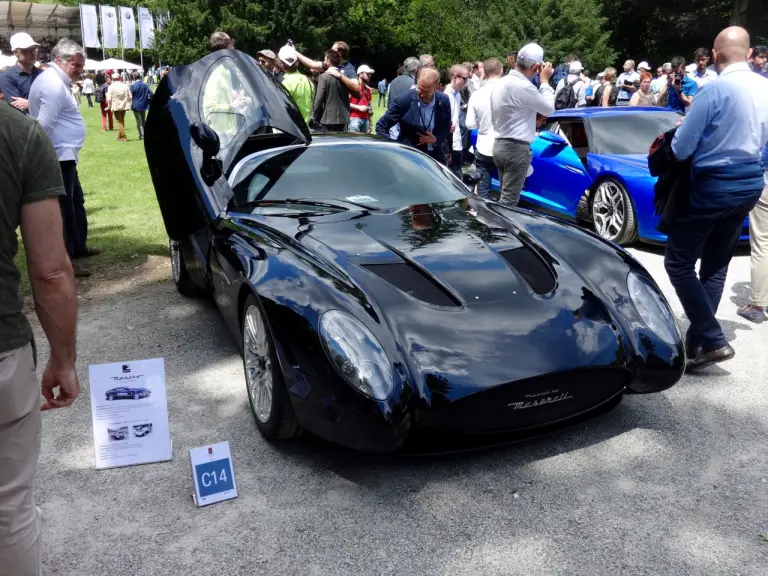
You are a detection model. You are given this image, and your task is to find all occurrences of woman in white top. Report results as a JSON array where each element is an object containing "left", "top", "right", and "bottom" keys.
[{"left": 82, "top": 75, "right": 95, "bottom": 107}]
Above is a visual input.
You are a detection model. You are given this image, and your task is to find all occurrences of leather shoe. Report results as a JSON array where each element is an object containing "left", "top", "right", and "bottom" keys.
[
  {"left": 74, "top": 247, "right": 101, "bottom": 259},
  {"left": 686, "top": 344, "right": 735, "bottom": 372},
  {"left": 73, "top": 262, "right": 91, "bottom": 278},
  {"left": 685, "top": 343, "right": 701, "bottom": 361}
]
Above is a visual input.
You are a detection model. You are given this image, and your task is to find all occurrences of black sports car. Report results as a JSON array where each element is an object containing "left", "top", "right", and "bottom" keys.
[
  {"left": 105, "top": 387, "right": 152, "bottom": 401},
  {"left": 144, "top": 50, "right": 685, "bottom": 452}
]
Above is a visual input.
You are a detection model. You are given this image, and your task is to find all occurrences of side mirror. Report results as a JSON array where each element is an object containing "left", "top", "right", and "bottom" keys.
[
  {"left": 539, "top": 130, "right": 567, "bottom": 146},
  {"left": 190, "top": 122, "right": 221, "bottom": 157}
]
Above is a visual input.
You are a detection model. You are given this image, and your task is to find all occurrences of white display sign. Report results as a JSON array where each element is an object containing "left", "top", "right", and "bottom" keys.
[
  {"left": 118, "top": 6, "right": 136, "bottom": 49},
  {"left": 80, "top": 4, "right": 101, "bottom": 48},
  {"left": 88, "top": 358, "right": 172, "bottom": 470},
  {"left": 189, "top": 441, "right": 238, "bottom": 507},
  {"left": 100, "top": 5, "right": 118, "bottom": 49},
  {"left": 137, "top": 6, "right": 155, "bottom": 50}
]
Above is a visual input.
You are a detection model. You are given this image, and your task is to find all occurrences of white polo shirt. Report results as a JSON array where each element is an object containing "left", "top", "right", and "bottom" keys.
[
  {"left": 465, "top": 77, "right": 499, "bottom": 157},
  {"left": 490, "top": 70, "right": 555, "bottom": 143},
  {"left": 444, "top": 84, "right": 463, "bottom": 152},
  {"left": 28, "top": 63, "right": 86, "bottom": 162},
  {"left": 687, "top": 67, "right": 718, "bottom": 88}
]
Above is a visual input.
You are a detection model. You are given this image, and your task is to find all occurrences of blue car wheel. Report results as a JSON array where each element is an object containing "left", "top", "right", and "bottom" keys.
[{"left": 591, "top": 178, "right": 638, "bottom": 245}]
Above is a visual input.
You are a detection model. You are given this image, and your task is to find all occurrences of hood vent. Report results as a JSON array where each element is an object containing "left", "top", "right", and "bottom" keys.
[
  {"left": 499, "top": 247, "right": 556, "bottom": 295},
  {"left": 362, "top": 263, "right": 461, "bottom": 307}
]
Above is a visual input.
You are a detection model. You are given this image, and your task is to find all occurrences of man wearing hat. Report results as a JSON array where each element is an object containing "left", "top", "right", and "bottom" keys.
[
  {"left": 554, "top": 60, "right": 587, "bottom": 108},
  {"left": 490, "top": 43, "right": 555, "bottom": 207},
  {"left": 279, "top": 44, "right": 314, "bottom": 125},
  {"left": 637, "top": 61, "right": 652, "bottom": 74},
  {"left": 0, "top": 33, "right": 42, "bottom": 113},
  {"left": 349, "top": 65, "right": 374, "bottom": 133},
  {"left": 257, "top": 49, "right": 283, "bottom": 82}
]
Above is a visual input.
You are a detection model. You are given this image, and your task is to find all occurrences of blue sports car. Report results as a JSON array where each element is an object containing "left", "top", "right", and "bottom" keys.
[
  {"left": 479, "top": 107, "right": 750, "bottom": 245},
  {"left": 105, "top": 387, "right": 152, "bottom": 401}
]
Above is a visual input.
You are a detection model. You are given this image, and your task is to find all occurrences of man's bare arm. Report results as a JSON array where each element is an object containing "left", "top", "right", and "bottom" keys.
[
  {"left": 326, "top": 67, "right": 360, "bottom": 93},
  {"left": 20, "top": 198, "right": 79, "bottom": 409},
  {"left": 296, "top": 51, "right": 324, "bottom": 72}
]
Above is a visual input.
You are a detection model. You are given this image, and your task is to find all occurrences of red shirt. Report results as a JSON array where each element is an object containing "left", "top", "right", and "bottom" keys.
[{"left": 349, "top": 84, "right": 372, "bottom": 119}]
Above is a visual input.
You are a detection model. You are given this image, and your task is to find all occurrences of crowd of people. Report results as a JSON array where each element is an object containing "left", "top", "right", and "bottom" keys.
[{"left": 0, "top": 23, "right": 767, "bottom": 576}]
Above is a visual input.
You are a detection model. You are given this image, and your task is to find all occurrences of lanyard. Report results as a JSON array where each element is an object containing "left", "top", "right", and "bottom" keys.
[{"left": 418, "top": 102, "right": 434, "bottom": 133}]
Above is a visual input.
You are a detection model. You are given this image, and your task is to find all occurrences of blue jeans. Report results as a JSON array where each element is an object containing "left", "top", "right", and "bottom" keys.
[
  {"left": 348, "top": 118, "right": 369, "bottom": 133},
  {"left": 664, "top": 198, "right": 756, "bottom": 352},
  {"left": 474, "top": 151, "right": 495, "bottom": 199}
]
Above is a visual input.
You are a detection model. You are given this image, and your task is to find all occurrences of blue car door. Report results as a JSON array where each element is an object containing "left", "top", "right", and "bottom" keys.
[{"left": 523, "top": 119, "right": 594, "bottom": 217}]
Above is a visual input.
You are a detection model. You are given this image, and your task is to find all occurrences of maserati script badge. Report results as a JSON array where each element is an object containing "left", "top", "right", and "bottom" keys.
[{"left": 508, "top": 390, "right": 574, "bottom": 410}]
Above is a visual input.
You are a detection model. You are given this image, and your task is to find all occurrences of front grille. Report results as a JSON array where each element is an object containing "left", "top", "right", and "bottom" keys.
[{"left": 421, "top": 368, "right": 630, "bottom": 434}]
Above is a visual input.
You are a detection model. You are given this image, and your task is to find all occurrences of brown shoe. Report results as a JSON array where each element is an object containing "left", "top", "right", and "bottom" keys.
[
  {"left": 686, "top": 344, "right": 735, "bottom": 372},
  {"left": 74, "top": 247, "right": 101, "bottom": 259},
  {"left": 73, "top": 262, "right": 92, "bottom": 278}
]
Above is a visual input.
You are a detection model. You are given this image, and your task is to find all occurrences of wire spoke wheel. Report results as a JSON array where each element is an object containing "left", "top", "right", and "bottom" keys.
[{"left": 243, "top": 304, "right": 273, "bottom": 424}]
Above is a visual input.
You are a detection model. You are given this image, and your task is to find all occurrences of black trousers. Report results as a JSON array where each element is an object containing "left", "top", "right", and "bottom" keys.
[
  {"left": 378, "top": 92, "right": 385, "bottom": 106},
  {"left": 58, "top": 161, "right": 88, "bottom": 258},
  {"left": 85, "top": 93, "right": 93, "bottom": 107},
  {"left": 664, "top": 197, "right": 757, "bottom": 352}
]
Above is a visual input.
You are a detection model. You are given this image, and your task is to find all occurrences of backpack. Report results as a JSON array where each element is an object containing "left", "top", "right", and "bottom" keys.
[
  {"left": 95, "top": 87, "right": 105, "bottom": 103},
  {"left": 555, "top": 80, "right": 579, "bottom": 110}
]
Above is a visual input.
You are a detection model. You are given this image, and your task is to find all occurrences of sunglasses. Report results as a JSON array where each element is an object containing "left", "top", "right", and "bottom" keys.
[{"left": 455, "top": 74, "right": 468, "bottom": 80}]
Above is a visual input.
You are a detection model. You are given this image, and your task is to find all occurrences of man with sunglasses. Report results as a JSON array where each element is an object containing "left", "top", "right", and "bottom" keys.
[{"left": 0, "top": 33, "right": 42, "bottom": 114}]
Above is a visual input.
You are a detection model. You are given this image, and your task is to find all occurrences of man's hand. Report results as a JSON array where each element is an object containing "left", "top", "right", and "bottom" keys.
[
  {"left": 418, "top": 131, "right": 437, "bottom": 145},
  {"left": 41, "top": 360, "right": 80, "bottom": 411},
  {"left": 326, "top": 67, "right": 341, "bottom": 79},
  {"left": 11, "top": 97, "right": 29, "bottom": 111},
  {"left": 539, "top": 62, "right": 554, "bottom": 83},
  {"left": 449, "top": 123, "right": 455, "bottom": 134}
]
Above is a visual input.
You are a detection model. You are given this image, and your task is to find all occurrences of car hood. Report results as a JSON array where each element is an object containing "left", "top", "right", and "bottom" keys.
[{"left": 235, "top": 199, "right": 654, "bottom": 395}]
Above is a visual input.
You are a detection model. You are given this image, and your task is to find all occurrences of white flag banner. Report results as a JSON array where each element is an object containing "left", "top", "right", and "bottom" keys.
[
  {"left": 80, "top": 4, "right": 101, "bottom": 48},
  {"left": 157, "top": 10, "right": 170, "bottom": 31},
  {"left": 100, "top": 5, "right": 119, "bottom": 49},
  {"left": 119, "top": 6, "right": 136, "bottom": 49},
  {"left": 137, "top": 6, "right": 155, "bottom": 50}
]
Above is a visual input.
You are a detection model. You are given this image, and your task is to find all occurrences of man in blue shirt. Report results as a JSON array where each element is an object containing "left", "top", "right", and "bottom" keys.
[
  {"left": 0, "top": 33, "right": 42, "bottom": 114},
  {"left": 377, "top": 78, "right": 387, "bottom": 106},
  {"left": 664, "top": 26, "right": 768, "bottom": 371},
  {"left": 130, "top": 71, "right": 152, "bottom": 140},
  {"left": 658, "top": 56, "right": 697, "bottom": 113}
]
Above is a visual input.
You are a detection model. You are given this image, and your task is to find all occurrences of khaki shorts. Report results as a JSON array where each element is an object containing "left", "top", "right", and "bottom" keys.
[{"left": 0, "top": 343, "right": 41, "bottom": 576}]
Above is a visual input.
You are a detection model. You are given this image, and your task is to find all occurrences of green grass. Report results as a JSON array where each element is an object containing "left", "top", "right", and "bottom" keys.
[{"left": 16, "top": 102, "right": 167, "bottom": 293}]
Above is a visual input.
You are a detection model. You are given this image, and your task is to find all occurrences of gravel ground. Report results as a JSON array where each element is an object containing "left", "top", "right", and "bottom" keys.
[{"left": 33, "top": 248, "right": 767, "bottom": 576}]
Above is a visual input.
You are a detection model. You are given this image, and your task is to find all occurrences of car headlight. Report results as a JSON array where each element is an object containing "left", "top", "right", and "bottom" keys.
[
  {"left": 319, "top": 310, "right": 394, "bottom": 400},
  {"left": 627, "top": 272, "right": 680, "bottom": 345}
]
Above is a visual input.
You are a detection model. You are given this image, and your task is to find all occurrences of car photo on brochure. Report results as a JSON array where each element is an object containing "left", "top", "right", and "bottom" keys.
[
  {"left": 133, "top": 423, "right": 153, "bottom": 438},
  {"left": 108, "top": 426, "right": 129, "bottom": 442},
  {"left": 105, "top": 387, "right": 152, "bottom": 401}
]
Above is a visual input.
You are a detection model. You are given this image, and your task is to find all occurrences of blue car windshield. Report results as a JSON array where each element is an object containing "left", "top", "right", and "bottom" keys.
[
  {"left": 231, "top": 143, "right": 468, "bottom": 211},
  {"left": 588, "top": 112, "right": 681, "bottom": 155}
]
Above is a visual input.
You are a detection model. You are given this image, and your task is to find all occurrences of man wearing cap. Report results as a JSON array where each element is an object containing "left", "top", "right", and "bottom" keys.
[
  {"left": 279, "top": 44, "right": 314, "bottom": 125},
  {"left": 616, "top": 59, "right": 640, "bottom": 105},
  {"left": 490, "top": 43, "right": 555, "bottom": 207},
  {"left": 555, "top": 60, "right": 588, "bottom": 107},
  {"left": 349, "top": 65, "right": 374, "bottom": 133},
  {"left": 257, "top": 49, "right": 283, "bottom": 82},
  {"left": 0, "top": 33, "right": 42, "bottom": 113},
  {"left": 637, "top": 61, "right": 652, "bottom": 75},
  {"left": 29, "top": 39, "right": 97, "bottom": 276}
]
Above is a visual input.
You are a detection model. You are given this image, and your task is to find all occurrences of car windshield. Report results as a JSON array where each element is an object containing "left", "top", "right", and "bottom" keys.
[
  {"left": 588, "top": 112, "right": 682, "bottom": 155},
  {"left": 230, "top": 142, "right": 468, "bottom": 211}
]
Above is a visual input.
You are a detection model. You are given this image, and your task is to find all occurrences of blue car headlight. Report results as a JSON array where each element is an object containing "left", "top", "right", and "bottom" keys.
[
  {"left": 627, "top": 272, "right": 680, "bottom": 345},
  {"left": 319, "top": 310, "right": 394, "bottom": 400}
]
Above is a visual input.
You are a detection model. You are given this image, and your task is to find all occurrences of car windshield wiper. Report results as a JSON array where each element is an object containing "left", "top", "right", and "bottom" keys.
[{"left": 239, "top": 198, "right": 349, "bottom": 212}]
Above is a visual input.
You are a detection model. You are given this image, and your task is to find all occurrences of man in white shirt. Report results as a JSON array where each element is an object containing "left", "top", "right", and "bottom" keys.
[
  {"left": 490, "top": 43, "right": 554, "bottom": 206},
  {"left": 554, "top": 60, "right": 587, "bottom": 108},
  {"left": 466, "top": 58, "right": 502, "bottom": 199},
  {"left": 28, "top": 38, "right": 93, "bottom": 276},
  {"left": 469, "top": 61, "right": 484, "bottom": 93},
  {"left": 687, "top": 47, "right": 718, "bottom": 88},
  {"left": 444, "top": 64, "right": 469, "bottom": 178},
  {"left": 650, "top": 62, "right": 671, "bottom": 94}
]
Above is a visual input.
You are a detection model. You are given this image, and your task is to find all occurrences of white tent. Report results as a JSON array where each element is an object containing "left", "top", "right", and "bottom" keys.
[
  {"left": 83, "top": 58, "right": 103, "bottom": 70},
  {"left": 0, "top": 53, "right": 17, "bottom": 68},
  {"left": 0, "top": 2, "right": 81, "bottom": 37},
  {"left": 98, "top": 57, "right": 142, "bottom": 71}
]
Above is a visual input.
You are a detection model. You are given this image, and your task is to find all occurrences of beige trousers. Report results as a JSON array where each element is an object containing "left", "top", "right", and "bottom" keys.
[
  {"left": 750, "top": 184, "right": 768, "bottom": 307},
  {"left": 0, "top": 343, "right": 41, "bottom": 576}
]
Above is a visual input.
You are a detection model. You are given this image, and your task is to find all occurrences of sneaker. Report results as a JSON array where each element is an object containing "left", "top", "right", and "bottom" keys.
[{"left": 737, "top": 305, "right": 766, "bottom": 324}]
